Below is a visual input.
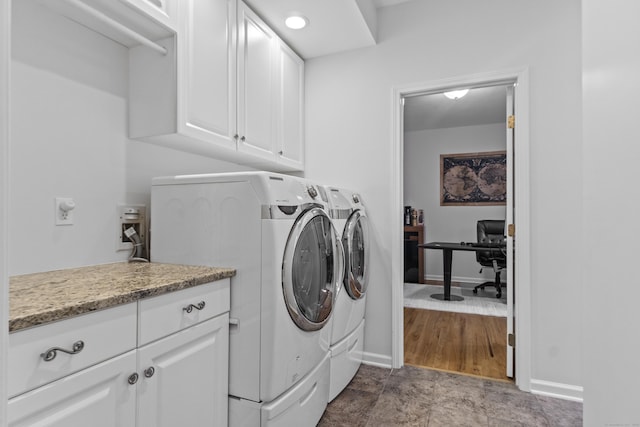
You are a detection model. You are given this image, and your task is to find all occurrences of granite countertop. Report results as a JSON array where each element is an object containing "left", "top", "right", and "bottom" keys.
[{"left": 9, "top": 262, "right": 236, "bottom": 333}]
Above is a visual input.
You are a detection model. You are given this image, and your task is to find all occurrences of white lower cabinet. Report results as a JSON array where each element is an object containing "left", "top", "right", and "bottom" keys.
[
  {"left": 137, "top": 314, "right": 229, "bottom": 427},
  {"left": 8, "top": 351, "right": 137, "bottom": 427},
  {"left": 8, "top": 280, "right": 230, "bottom": 427}
]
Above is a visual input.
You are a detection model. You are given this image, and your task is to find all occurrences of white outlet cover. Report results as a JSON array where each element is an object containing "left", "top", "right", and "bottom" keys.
[{"left": 55, "top": 197, "right": 75, "bottom": 226}]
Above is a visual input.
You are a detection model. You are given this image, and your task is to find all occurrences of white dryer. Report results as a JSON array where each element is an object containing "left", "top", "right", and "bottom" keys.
[
  {"left": 317, "top": 185, "right": 370, "bottom": 402},
  {"left": 150, "top": 172, "right": 343, "bottom": 427}
]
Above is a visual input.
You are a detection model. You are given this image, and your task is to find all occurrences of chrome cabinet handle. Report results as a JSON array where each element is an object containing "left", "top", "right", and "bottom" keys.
[
  {"left": 183, "top": 301, "right": 206, "bottom": 313},
  {"left": 128, "top": 373, "right": 139, "bottom": 385},
  {"left": 41, "top": 340, "right": 85, "bottom": 362},
  {"left": 240, "top": 136, "right": 246, "bottom": 141},
  {"left": 278, "top": 150, "right": 283, "bottom": 155},
  {"left": 144, "top": 367, "right": 155, "bottom": 378}
]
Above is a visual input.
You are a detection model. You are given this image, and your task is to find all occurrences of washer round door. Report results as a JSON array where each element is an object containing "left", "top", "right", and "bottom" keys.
[
  {"left": 282, "top": 207, "right": 342, "bottom": 331},
  {"left": 342, "top": 209, "right": 369, "bottom": 300}
]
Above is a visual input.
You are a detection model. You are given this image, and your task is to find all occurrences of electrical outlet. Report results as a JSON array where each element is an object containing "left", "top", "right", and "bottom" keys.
[{"left": 55, "top": 197, "right": 76, "bottom": 226}]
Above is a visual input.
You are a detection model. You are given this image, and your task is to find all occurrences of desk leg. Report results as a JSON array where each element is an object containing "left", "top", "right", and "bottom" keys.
[
  {"left": 430, "top": 248, "right": 464, "bottom": 302},
  {"left": 443, "top": 248, "right": 452, "bottom": 300}
]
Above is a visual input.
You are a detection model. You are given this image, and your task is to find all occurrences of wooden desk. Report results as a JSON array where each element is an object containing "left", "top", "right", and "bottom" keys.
[
  {"left": 404, "top": 225, "right": 424, "bottom": 284},
  {"left": 419, "top": 241, "right": 506, "bottom": 301}
]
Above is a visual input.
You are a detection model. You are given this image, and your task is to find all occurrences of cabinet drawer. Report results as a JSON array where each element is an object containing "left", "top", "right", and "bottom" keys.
[
  {"left": 138, "top": 279, "right": 230, "bottom": 346},
  {"left": 8, "top": 303, "right": 137, "bottom": 398}
]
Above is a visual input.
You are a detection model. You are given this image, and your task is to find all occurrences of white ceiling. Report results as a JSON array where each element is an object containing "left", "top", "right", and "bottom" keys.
[
  {"left": 244, "top": 0, "right": 414, "bottom": 59},
  {"left": 404, "top": 86, "right": 507, "bottom": 133},
  {"left": 244, "top": 1, "right": 505, "bottom": 132}
]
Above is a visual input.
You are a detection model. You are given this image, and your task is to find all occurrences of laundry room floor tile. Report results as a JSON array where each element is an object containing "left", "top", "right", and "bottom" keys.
[{"left": 318, "top": 365, "right": 582, "bottom": 426}]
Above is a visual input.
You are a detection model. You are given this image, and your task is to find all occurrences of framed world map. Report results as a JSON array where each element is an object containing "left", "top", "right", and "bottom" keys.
[{"left": 440, "top": 151, "right": 507, "bottom": 206}]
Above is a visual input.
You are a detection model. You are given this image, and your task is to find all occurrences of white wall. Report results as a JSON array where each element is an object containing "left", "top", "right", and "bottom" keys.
[
  {"left": 404, "top": 123, "right": 505, "bottom": 283},
  {"left": 1, "top": 0, "right": 9, "bottom": 422},
  {"left": 306, "top": 0, "right": 582, "bottom": 392},
  {"left": 9, "top": 0, "right": 251, "bottom": 276},
  {"left": 583, "top": 1, "right": 640, "bottom": 424}
]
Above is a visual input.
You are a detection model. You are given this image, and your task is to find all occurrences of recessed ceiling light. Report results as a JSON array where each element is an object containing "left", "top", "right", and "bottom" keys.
[
  {"left": 443, "top": 89, "right": 469, "bottom": 100},
  {"left": 285, "top": 15, "right": 308, "bottom": 30}
]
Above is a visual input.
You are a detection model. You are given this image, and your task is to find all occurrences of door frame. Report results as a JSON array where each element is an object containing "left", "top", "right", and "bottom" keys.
[
  {"left": 390, "top": 67, "right": 532, "bottom": 391},
  {"left": 1, "top": 0, "right": 10, "bottom": 422}
]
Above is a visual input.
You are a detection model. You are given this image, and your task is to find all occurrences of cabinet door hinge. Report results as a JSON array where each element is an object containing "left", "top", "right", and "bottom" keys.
[
  {"left": 507, "top": 223, "right": 515, "bottom": 237},
  {"left": 508, "top": 333, "right": 515, "bottom": 348},
  {"left": 507, "top": 115, "right": 515, "bottom": 129}
]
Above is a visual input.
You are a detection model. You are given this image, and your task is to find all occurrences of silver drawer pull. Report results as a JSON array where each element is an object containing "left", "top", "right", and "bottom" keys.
[
  {"left": 144, "top": 366, "right": 155, "bottom": 378},
  {"left": 41, "top": 340, "right": 85, "bottom": 362},
  {"left": 183, "top": 301, "right": 205, "bottom": 313}
]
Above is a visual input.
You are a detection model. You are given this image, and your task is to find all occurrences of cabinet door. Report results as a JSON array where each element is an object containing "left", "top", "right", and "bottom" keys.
[
  {"left": 179, "top": 0, "right": 237, "bottom": 147},
  {"left": 122, "top": 0, "right": 178, "bottom": 30},
  {"left": 277, "top": 40, "right": 305, "bottom": 170},
  {"left": 237, "top": 2, "right": 277, "bottom": 160},
  {"left": 8, "top": 351, "right": 137, "bottom": 427},
  {"left": 137, "top": 314, "right": 229, "bottom": 427}
]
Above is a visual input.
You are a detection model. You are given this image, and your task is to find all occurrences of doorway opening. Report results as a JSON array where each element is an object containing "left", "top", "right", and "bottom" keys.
[
  {"left": 402, "top": 84, "right": 512, "bottom": 381},
  {"left": 391, "top": 68, "right": 532, "bottom": 392}
]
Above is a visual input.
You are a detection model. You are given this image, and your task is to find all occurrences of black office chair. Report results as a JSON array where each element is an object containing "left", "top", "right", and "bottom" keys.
[{"left": 473, "top": 220, "right": 506, "bottom": 298}]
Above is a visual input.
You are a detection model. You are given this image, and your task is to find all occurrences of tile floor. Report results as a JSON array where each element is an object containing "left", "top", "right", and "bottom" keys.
[{"left": 318, "top": 364, "right": 582, "bottom": 427}]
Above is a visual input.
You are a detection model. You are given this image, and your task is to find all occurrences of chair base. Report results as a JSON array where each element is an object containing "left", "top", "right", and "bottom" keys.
[{"left": 473, "top": 279, "right": 502, "bottom": 298}]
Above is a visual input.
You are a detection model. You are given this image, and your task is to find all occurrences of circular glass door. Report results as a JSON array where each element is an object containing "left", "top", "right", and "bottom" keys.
[
  {"left": 282, "top": 207, "right": 341, "bottom": 331},
  {"left": 343, "top": 210, "right": 369, "bottom": 300}
]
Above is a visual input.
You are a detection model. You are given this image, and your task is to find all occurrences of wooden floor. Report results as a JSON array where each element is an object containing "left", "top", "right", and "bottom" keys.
[{"left": 404, "top": 307, "right": 510, "bottom": 381}]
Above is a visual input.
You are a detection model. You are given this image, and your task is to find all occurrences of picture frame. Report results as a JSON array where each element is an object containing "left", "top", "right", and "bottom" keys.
[{"left": 440, "top": 151, "right": 507, "bottom": 206}]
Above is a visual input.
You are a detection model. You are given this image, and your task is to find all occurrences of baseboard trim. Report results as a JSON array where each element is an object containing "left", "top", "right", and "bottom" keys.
[
  {"left": 424, "top": 274, "right": 503, "bottom": 285},
  {"left": 362, "top": 351, "right": 392, "bottom": 369},
  {"left": 530, "top": 379, "right": 583, "bottom": 402}
]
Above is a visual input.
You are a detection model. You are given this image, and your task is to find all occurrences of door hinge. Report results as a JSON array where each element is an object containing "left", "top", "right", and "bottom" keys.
[
  {"left": 507, "top": 115, "right": 515, "bottom": 129},
  {"left": 508, "top": 333, "right": 515, "bottom": 347},
  {"left": 507, "top": 223, "right": 515, "bottom": 237}
]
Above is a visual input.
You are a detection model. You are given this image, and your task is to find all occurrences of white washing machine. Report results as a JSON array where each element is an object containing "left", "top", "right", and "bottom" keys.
[
  {"left": 317, "top": 185, "right": 370, "bottom": 402},
  {"left": 150, "top": 172, "right": 343, "bottom": 427}
]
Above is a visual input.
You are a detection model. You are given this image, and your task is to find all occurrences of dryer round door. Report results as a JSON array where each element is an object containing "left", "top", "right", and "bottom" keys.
[
  {"left": 342, "top": 209, "right": 369, "bottom": 300},
  {"left": 282, "top": 207, "right": 341, "bottom": 331}
]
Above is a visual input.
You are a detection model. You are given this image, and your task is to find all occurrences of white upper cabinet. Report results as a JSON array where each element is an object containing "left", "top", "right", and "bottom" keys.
[
  {"left": 129, "top": 0, "right": 237, "bottom": 154},
  {"left": 235, "top": 3, "right": 304, "bottom": 170},
  {"left": 129, "top": 0, "right": 305, "bottom": 172},
  {"left": 277, "top": 40, "right": 305, "bottom": 170},
  {"left": 122, "top": 0, "right": 177, "bottom": 30},
  {"left": 236, "top": 2, "right": 278, "bottom": 162},
  {"left": 179, "top": 0, "right": 237, "bottom": 147}
]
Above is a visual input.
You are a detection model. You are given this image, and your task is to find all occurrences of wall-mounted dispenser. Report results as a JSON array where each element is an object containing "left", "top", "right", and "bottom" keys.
[{"left": 117, "top": 204, "right": 147, "bottom": 261}]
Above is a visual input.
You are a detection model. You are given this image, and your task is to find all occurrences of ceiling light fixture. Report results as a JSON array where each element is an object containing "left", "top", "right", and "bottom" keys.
[
  {"left": 443, "top": 89, "right": 469, "bottom": 100},
  {"left": 285, "top": 15, "right": 308, "bottom": 30}
]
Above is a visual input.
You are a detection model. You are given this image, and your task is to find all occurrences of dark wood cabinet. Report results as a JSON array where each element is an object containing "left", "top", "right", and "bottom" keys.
[{"left": 403, "top": 225, "right": 424, "bottom": 284}]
